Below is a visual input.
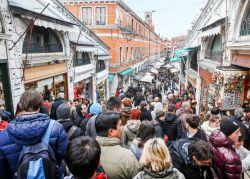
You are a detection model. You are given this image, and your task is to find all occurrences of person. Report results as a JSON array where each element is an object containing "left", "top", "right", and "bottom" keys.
[
  {"left": 95, "top": 112, "right": 140, "bottom": 179},
  {"left": 73, "top": 103, "right": 88, "bottom": 128},
  {"left": 50, "top": 92, "right": 66, "bottom": 120},
  {"left": 153, "top": 111, "right": 164, "bottom": 138},
  {"left": 0, "top": 90, "right": 68, "bottom": 178},
  {"left": 201, "top": 115, "right": 220, "bottom": 139},
  {"left": 235, "top": 135, "right": 250, "bottom": 173},
  {"left": 134, "top": 93, "right": 145, "bottom": 107},
  {"left": 140, "top": 101, "right": 152, "bottom": 121},
  {"left": 121, "top": 109, "right": 141, "bottom": 148},
  {"left": 130, "top": 120, "right": 156, "bottom": 160},
  {"left": 65, "top": 137, "right": 108, "bottom": 179},
  {"left": 209, "top": 120, "right": 242, "bottom": 179},
  {"left": 169, "top": 140, "right": 214, "bottom": 179},
  {"left": 149, "top": 101, "right": 156, "bottom": 120},
  {"left": 184, "top": 114, "right": 207, "bottom": 141},
  {"left": 191, "top": 100, "right": 197, "bottom": 114},
  {"left": 154, "top": 97, "right": 163, "bottom": 113},
  {"left": 121, "top": 97, "right": 132, "bottom": 125},
  {"left": 176, "top": 101, "right": 190, "bottom": 117},
  {"left": 106, "top": 96, "right": 122, "bottom": 112},
  {"left": 160, "top": 104, "right": 182, "bottom": 142},
  {"left": 134, "top": 138, "right": 185, "bottom": 179},
  {"left": 56, "top": 103, "right": 84, "bottom": 141},
  {"left": 230, "top": 107, "right": 250, "bottom": 150}
]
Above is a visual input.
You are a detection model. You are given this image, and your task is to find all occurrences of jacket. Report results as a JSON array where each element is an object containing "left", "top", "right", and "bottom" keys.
[
  {"left": 160, "top": 113, "right": 182, "bottom": 141},
  {"left": 153, "top": 119, "right": 164, "bottom": 138},
  {"left": 85, "top": 115, "right": 98, "bottom": 139},
  {"left": 209, "top": 130, "right": 242, "bottom": 179},
  {"left": 140, "top": 109, "right": 152, "bottom": 121},
  {"left": 185, "top": 129, "right": 207, "bottom": 142},
  {"left": 0, "top": 113, "right": 68, "bottom": 178},
  {"left": 133, "top": 165, "right": 185, "bottom": 179},
  {"left": 201, "top": 121, "right": 219, "bottom": 139},
  {"left": 57, "top": 119, "right": 84, "bottom": 140},
  {"left": 121, "top": 120, "right": 141, "bottom": 148},
  {"left": 236, "top": 145, "right": 250, "bottom": 172},
  {"left": 50, "top": 98, "right": 66, "bottom": 120},
  {"left": 130, "top": 138, "right": 143, "bottom": 160},
  {"left": 73, "top": 114, "right": 85, "bottom": 127},
  {"left": 96, "top": 136, "right": 140, "bottom": 179}
]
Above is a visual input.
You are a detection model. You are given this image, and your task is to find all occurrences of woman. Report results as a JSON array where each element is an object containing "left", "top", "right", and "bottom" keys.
[
  {"left": 201, "top": 115, "right": 220, "bottom": 139},
  {"left": 133, "top": 138, "right": 185, "bottom": 179},
  {"left": 130, "top": 120, "right": 156, "bottom": 160}
]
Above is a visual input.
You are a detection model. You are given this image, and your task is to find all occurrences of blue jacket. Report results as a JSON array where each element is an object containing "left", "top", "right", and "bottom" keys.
[{"left": 0, "top": 113, "right": 69, "bottom": 178}]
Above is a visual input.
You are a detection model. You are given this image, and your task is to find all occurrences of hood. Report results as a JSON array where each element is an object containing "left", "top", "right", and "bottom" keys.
[
  {"left": 209, "top": 130, "right": 234, "bottom": 148},
  {"left": 143, "top": 164, "right": 178, "bottom": 178},
  {"left": 126, "top": 120, "right": 141, "bottom": 133},
  {"left": 96, "top": 136, "right": 120, "bottom": 146},
  {"left": 165, "top": 113, "right": 177, "bottom": 122},
  {"left": 7, "top": 113, "right": 50, "bottom": 145},
  {"left": 90, "top": 103, "right": 102, "bottom": 116},
  {"left": 201, "top": 121, "right": 218, "bottom": 134}
]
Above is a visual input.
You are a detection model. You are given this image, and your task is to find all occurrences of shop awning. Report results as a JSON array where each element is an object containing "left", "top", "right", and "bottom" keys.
[
  {"left": 154, "top": 62, "right": 164, "bottom": 69},
  {"left": 108, "top": 74, "right": 114, "bottom": 83},
  {"left": 69, "top": 32, "right": 94, "bottom": 45},
  {"left": 175, "top": 48, "right": 194, "bottom": 57},
  {"left": 170, "top": 57, "right": 182, "bottom": 63},
  {"left": 150, "top": 68, "right": 158, "bottom": 74},
  {"left": 200, "top": 25, "right": 221, "bottom": 38},
  {"left": 119, "top": 67, "right": 134, "bottom": 76},
  {"left": 140, "top": 74, "right": 154, "bottom": 83}
]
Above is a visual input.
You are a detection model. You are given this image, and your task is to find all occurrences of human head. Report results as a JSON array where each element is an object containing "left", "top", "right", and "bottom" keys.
[
  {"left": 189, "top": 140, "right": 213, "bottom": 167},
  {"left": 140, "top": 101, "right": 147, "bottom": 110},
  {"left": 156, "top": 111, "right": 165, "bottom": 121},
  {"left": 106, "top": 97, "right": 122, "bottom": 112},
  {"left": 220, "top": 120, "right": 241, "bottom": 143},
  {"left": 65, "top": 137, "right": 101, "bottom": 179},
  {"left": 140, "top": 138, "right": 171, "bottom": 172},
  {"left": 211, "top": 108, "right": 220, "bottom": 115},
  {"left": 234, "top": 107, "right": 245, "bottom": 119},
  {"left": 245, "top": 108, "right": 250, "bottom": 121},
  {"left": 154, "top": 97, "right": 160, "bottom": 103},
  {"left": 76, "top": 103, "right": 88, "bottom": 117},
  {"left": 137, "top": 120, "right": 156, "bottom": 147},
  {"left": 208, "top": 115, "right": 221, "bottom": 128},
  {"left": 235, "top": 135, "right": 244, "bottom": 148},
  {"left": 168, "top": 104, "right": 176, "bottom": 113},
  {"left": 57, "top": 92, "right": 65, "bottom": 99},
  {"left": 95, "top": 112, "right": 122, "bottom": 138},
  {"left": 167, "top": 94, "right": 173, "bottom": 101},
  {"left": 131, "top": 109, "right": 141, "bottom": 120},
  {"left": 100, "top": 100, "right": 106, "bottom": 110},
  {"left": 89, "top": 103, "right": 102, "bottom": 116},
  {"left": 149, "top": 102, "right": 156, "bottom": 111},
  {"left": 122, "top": 97, "right": 132, "bottom": 108},
  {"left": 182, "top": 101, "right": 190, "bottom": 112},
  {"left": 56, "top": 103, "right": 70, "bottom": 120},
  {"left": 18, "top": 90, "right": 42, "bottom": 112},
  {"left": 185, "top": 114, "right": 200, "bottom": 129}
]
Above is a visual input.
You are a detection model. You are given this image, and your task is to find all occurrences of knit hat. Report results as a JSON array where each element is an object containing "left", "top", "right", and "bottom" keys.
[
  {"left": 90, "top": 103, "right": 102, "bottom": 116},
  {"left": 56, "top": 103, "right": 70, "bottom": 119},
  {"left": 220, "top": 120, "right": 239, "bottom": 136}
]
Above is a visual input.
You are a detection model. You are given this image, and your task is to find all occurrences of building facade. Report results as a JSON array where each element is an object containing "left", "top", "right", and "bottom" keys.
[{"left": 60, "top": 0, "right": 165, "bottom": 95}]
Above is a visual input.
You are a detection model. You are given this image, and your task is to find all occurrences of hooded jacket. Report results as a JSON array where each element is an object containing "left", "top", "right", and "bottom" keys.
[
  {"left": 50, "top": 97, "right": 66, "bottom": 120},
  {"left": 201, "top": 121, "right": 219, "bottom": 139},
  {"left": 160, "top": 113, "right": 182, "bottom": 141},
  {"left": 0, "top": 113, "right": 68, "bottom": 178},
  {"left": 209, "top": 130, "right": 242, "bottom": 179},
  {"left": 96, "top": 136, "right": 140, "bottom": 179},
  {"left": 121, "top": 120, "right": 141, "bottom": 148}
]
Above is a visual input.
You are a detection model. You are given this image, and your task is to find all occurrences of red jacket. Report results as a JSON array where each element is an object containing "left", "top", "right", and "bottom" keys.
[{"left": 209, "top": 130, "right": 242, "bottom": 179}]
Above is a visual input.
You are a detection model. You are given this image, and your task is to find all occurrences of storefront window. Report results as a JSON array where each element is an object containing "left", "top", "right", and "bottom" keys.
[{"left": 74, "top": 52, "right": 91, "bottom": 66}]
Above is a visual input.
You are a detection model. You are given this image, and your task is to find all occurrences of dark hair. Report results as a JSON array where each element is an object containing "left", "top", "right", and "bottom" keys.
[
  {"left": 18, "top": 90, "right": 42, "bottom": 112},
  {"left": 95, "top": 112, "right": 121, "bottom": 137},
  {"left": 106, "top": 97, "right": 122, "bottom": 111},
  {"left": 209, "top": 115, "right": 220, "bottom": 123},
  {"left": 211, "top": 108, "right": 220, "bottom": 115},
  {"left": 156, "top": 111, "right": 165, "bottom": 119},
  {"left": 189, "top": 140, "right": 213, "bottom": 161},
  {"left": 137, "top": 120, "right": 156, "bottom": 147},
  {"left": 168, "top": 104, "right": 176, "bottom": 112},
  {"left": 65, "top": 137, "right": 101, "bottom": 179},
  {"left": 76, "top": 103, "right": 85, "bottom": 116},
  {"left": 186, "top": 114, "right": 200, "bottom": 129},
  {"left": 140, "top": 101, "right": 147, "bottom": 109}
]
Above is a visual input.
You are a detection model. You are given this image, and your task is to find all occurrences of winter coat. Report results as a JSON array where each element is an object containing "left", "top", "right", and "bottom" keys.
[
  {"left": 185, "top": 129, "right": 207, "bottom": 142},
  {"left": 57, "top": 119, "right": 84, "bottom": 140},
  {"left": 236, "top": 145, "right": 250, "bottom": 172},
  {"left": 134, "top": 96, "right": 145, "bottom": 107},
  {"left": 130, "top": 138, "right": 143, "bottom": 160},
  {"left": 153, "top": 119, "right": 164, "bottom": 138},
  {"left": 133, "top": 165, "right": 185, "bottom": 179},
  {"left": 201, "top": 121, "right": 219, "bottom": 139},
  {"left": 121, "top": 120, "right": 141, "bottom": 148},
  {"left": 50, "top": 97, "right": 66, "bottom": 120},
  {"left": 73, "top": 114, "right": 85, "bottom": 127},
  {"left": 85, "top": 115, "right": 98, "bottom": 139},
  {"left": 209, "top": 130, "right": 242, "bottom": 179},
  {"left": 160, "top": 113, "right": 182, "bottom": 141},
  {"left": 0, "top": 113, "right": 68, "bottom": 178},
  {"left": 230, "top": 116, "right": 250, "bottom": 149},
  {"left": 96, "top": 136, "right": 140, "bottom": 179},
  {"left": 140, "top": 109, "right": 152, "bottom": 121}
]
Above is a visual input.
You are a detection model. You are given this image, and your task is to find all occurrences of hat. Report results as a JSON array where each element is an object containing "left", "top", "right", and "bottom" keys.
[
  {"left": 220, "top": 120, "right": 239, "bottom": 136},
  {"left": 56, "top": 103, "right": 70, "bottom": 119},
  {"left": 90, "top": 103, "right": 102, "bottom": 116}
]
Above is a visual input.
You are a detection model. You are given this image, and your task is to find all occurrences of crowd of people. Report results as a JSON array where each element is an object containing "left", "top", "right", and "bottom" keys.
[{"left": 0, "top": 88, "right": 250, "bottom": 179}]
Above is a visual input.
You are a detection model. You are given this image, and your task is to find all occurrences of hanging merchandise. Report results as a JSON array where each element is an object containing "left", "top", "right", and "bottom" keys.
[{"left": 224, "top": 74, "right": 246, "bottom": 93}]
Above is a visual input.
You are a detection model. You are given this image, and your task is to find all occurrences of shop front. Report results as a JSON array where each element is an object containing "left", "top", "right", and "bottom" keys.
[{"left": 24, "top": 63, "right": 68, "bottom": 101}]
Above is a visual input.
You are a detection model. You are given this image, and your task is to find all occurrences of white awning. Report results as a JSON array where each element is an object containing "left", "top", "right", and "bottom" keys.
[
  {"left": 24, "top": 55, "right": 68, "bottom": 65},
  {"left": 200, "top": 25, "right": 221, "bottom": 38},
  {"left": 94, "top": 48, "right": 109, "bottom": 56},
  {"left": 140, "top": 75, "right": 154, "bottom": 83},
  {"left": 163, "top": 64, "right": 173, "bottom": 69},
  {"left": 33, "top": 19, "right": 75, "bottom": 32},
  {"left": 150, "top": 68, "right": 158, "bottom": 74},
  {"left": 97, "top": 56, "right": 110, "bottom": 60},
  {"left": 76, "top": 46, "right": 97, "bottom": 52},
  {"left": 68, "top": 32, "right": 94, "bottom": 45}
]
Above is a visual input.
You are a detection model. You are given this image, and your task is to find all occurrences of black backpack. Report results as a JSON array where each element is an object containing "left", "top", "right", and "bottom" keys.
[{"left": 16, "top": 120, "right": 57, "bottom": 179}]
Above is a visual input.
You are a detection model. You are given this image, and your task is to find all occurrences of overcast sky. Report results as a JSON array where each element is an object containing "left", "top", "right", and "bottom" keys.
[{"left": 123, "top": 0, "right": 207, "bottom": 39}]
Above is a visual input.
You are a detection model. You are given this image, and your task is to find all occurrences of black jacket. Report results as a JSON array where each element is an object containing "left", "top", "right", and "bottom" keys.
[
  {"left": 58, "top": 119, "right": 84, "bottom": 140},
  {"left": 184, "top": 129, "right": 207, "bottom": 142},
  {"left": 50, "top": 98, "right": 66, "bottom": 120},
  {"left": 160, "top": 113, "right": 182, "bottom": 141},
  {"left": 140, "top": 109, "right": 152, "bottom": 121}
]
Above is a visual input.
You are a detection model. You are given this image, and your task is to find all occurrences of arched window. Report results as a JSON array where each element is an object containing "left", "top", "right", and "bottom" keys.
[
  {"left": 209, "top": 35, "right": 222, "bottom": 62},
  {"left": 22, "top": 26, "right": 63, "bottom": 54}
]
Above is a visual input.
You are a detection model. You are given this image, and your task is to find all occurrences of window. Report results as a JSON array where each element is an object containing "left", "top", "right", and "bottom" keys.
[
  {"left": 96, "top": 7, "right": 106, "bottom": 25},
  {"left": 120, "top": 47, "right": 123, "bottom": 63},
  {"left": 96, "top": 60, "right": 106, "bottom": 72},
  {"left": 126, "top": 47, "right": 128, "bottom": 61},
  {"left": 74, "top": 52, "right": 91, "bottom": 66},
  {"left": 136, "top": 22, "right": 138, "bottom": 32},
  {"left": 82, "top": 7, "right": 92, "bottom": 25}
]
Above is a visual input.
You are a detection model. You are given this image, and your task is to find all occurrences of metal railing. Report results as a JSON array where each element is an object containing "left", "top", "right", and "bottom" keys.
[
  {"left": 240, "top": 18, "right": 250, "bottom": 36},
  {"left": 204, "top": 50, "right": 222, "bottom": 63},
  {"left": 23, "top": 41, "right": 63, "bottom": 53},
  {"left": 96, "top": 65, "right": 106, "bottom": 73},
  {"left": 74, "top": 59, "right": 91, "bottom": 67}
]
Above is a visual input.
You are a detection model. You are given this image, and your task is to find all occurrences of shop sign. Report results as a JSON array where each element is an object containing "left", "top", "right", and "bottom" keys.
[{"left": 223, "top": 91, "right": 241, "bottom": 109}]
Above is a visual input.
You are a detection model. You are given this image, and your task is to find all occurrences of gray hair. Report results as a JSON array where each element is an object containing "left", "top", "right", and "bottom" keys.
[
  {"left": 57, "top": 92, "right": 65, "bottom": 99},
  {"left": 234, "top": 108, "right": 244, "bottom": 119}
]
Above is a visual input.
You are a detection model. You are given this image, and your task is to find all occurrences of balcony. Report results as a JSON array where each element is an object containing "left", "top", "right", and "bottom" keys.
[
  {"left": 96, "top": 65, "right": 106, "bottom": 73},
  {"left": 23, "top": 42, "right": 63, "bottom": 54},
  {"left": 240, "top": 18, "right": 250, "bottom": 36},
  {"left": 204, "top": 50, "right": 222, "bottom": 63}
]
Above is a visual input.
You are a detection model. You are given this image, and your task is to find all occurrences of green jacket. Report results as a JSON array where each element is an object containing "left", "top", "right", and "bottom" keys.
[{"left": 96, "top": 136, "right": 140, "bottom": 179}]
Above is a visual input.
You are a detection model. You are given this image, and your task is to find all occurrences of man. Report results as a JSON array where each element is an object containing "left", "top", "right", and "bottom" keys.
[
  {"left": 0, "top": 90, "right": 68, "bottom": 178},
  {"left": 95, "top": 112, "right": 140, "bottom": 179},
  {"left": 50, "top": 92, "right": 66, "bottom": 120},
  {"left": 209, "top": 120, "right": 242, "bottom": 179},
  {"left": 106, "top": 96, "right": 122, "bottom": 112},
  {"left": 65, "top": 137, "right": 107, "bottom": 179}
]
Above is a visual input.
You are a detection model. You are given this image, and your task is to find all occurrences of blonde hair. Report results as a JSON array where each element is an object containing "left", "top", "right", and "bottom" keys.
[{"left": 139, "top": 138, "right": 171, "bottom": 172}]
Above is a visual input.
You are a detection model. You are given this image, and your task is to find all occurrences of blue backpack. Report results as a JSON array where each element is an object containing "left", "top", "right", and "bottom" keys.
[{"left": 16, "top": 120, "right": 57, "bottom": 179}]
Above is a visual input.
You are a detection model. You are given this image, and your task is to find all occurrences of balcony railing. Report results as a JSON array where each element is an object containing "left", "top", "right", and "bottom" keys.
[
  {"left": 96, "top": 65, "right": 106, "bottom": 73},
  {"left": 240, "top": 18, "right": 250, "bottom": 36},
  {"left": 23, "top": 42, "right": 63, "bottom": 53},
  {"left": 204, "top": 50, "right": 222, "bottom": 63}
]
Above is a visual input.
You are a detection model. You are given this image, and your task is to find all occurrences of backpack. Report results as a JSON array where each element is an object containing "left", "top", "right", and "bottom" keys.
[{"left": 16, "top": 120, "right": 57, "bottom": 179}]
